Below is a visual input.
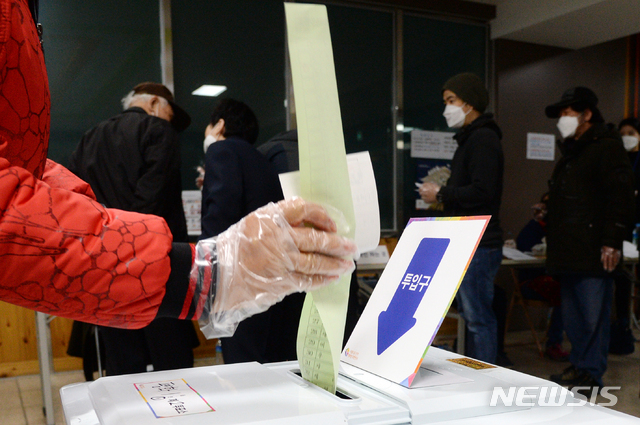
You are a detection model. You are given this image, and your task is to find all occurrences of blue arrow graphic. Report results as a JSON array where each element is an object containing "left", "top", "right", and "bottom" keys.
[{"left": 377, "top": 237, "right": 450, "bottom": 355}]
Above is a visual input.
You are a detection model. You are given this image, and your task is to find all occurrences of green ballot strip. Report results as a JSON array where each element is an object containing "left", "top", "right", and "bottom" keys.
[{"left": 285, "top": 3, "right": 356, "bottom": 394}]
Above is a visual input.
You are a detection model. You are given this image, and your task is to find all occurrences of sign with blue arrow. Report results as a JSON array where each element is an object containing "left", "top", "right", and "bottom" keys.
[
  {"left": 341, "top": 216, "right": 489, "bottom": 387},
  {"left": 377, "top": 238, "right": 450, "bottom": 355}
]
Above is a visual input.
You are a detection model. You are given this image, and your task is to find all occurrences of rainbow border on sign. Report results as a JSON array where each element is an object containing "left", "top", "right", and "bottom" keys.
[{"left": 400, "top": 216, "right": 490, "bottom": 388}]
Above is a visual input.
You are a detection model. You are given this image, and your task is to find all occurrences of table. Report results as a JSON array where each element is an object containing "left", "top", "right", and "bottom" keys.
[
  {"left": 502, "top": 256, "right": 638, "bottom": 356},
  {"left": 357, "top": 255, "right": 639, "bottom": 357}
]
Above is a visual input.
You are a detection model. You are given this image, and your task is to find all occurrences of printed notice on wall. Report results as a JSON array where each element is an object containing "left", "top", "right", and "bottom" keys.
[
  {"left": 410, "top": 130, "right": 457, "bottom": 160},
  {"left": 526, "top": 133, "right": 555, "bottom": 161},
  {"left": 182, "top": 190, "right": 202, "bottom": 236},
  {"left": 134, "top": 379, "right": 214, "bottom": 418}
]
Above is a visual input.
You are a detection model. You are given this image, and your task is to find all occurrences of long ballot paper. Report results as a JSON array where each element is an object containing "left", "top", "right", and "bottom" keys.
[{"left": 285, "top": 3, "right": 356, "bottom": 394}]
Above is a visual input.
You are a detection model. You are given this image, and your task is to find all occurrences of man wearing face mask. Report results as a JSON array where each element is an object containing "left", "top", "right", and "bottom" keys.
[
  {"left": 419, "top": 73, "right": 504, "bottom": 364},
  {"left": 607, "top": 117, "right": 640, "bottom": 357},
  {"left": 68, "top": 82, "right": 200, "bottom": 376},
  {"left": 544, "top": 87, "right": 634, "bottom": 393},
  {"left": 619, "top": 117, "right": 640, "bottom": 217}
]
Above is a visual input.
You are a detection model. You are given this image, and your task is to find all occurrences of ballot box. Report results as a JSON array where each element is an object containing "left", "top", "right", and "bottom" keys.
[{"left": 61, "top": 345, "right": 640, "bottom": 425}]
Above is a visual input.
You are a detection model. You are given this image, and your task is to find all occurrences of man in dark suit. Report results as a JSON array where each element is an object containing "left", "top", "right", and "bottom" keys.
[{"left": 200, "top": 98, "right": 301, "bottom": 363}]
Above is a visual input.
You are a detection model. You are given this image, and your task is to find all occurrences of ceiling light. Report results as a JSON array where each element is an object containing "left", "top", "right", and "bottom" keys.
[{"left": 192, "top": 85, "right": 227, "bottom": 97}]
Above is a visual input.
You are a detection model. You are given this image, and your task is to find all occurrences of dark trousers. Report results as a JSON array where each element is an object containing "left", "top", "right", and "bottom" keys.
[
  {"left": 559, "top": 273, "right": 613, "bottom": 385},
  {"left": 456, "top": 246, "right": 502, "bottom": 363},
  {"left": 100, "top": 317, "right": 198, "bottom": 376},
  {"left": 222, "top": 293, "right": 305, "bottom": 364},
  {"left": 222, "top": 271, "right": 361, "bottom": 364}
]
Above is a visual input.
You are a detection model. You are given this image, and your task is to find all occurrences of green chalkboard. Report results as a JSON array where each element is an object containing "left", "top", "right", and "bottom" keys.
[{"left": 42, "top": 0, "right": 161, "bottom": 165}]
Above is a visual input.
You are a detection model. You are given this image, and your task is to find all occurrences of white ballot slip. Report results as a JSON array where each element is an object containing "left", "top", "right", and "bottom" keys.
[
  {"left": 502, "top": 246, "right": 537, "bottom": 261},
  {"left": 357, "top": 244, "right": 390, "bottom": 266},
  {"left": 342, "top": 216, "right": 489, "bottom": 387},
  {"left": 279, "top": 151, "right": 380, "bottom": 254}
]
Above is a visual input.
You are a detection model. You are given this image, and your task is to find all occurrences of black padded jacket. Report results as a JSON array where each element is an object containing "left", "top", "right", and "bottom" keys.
[
  {"left": 546, "top": 123, "right": 635, "bottom": 275},
  {"left": 438, "top": 113, "right": 504, "bottom": 248}
]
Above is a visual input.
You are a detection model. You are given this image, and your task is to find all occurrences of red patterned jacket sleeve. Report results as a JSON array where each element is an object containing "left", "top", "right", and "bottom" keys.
[
  {"left": 42, "top": 159, "right": 97, "bottom": 200},
  {"left": 0, "top": 0, "right": 207, "bottom": 328},
  {"left": 0, "top": 0, "right": 49, "bottom": 180},
  {"left": 0, "top": 157, "right": 177, "bottom": 327}
]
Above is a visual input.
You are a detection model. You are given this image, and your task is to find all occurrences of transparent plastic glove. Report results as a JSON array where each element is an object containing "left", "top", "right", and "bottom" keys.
[
  {"left": 196, "top": 198, "right": 358, "bottom": 338},
  {"left": 418, "top": 182, "right": 440, "bottom": 203}
]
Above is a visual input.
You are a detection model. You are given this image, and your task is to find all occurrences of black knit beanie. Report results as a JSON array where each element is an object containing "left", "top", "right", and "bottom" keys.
[{"left": 442, "top": 73, "right": 489, "bottom": 113}]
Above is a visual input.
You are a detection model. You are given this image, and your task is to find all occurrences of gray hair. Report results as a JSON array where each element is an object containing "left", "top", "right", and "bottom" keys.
[{"left": 121, "top": 91, "right": 168, "bottom": 110}]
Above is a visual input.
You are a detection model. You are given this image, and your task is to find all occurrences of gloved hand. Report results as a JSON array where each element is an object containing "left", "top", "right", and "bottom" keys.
[
  {"left": 196, "top": 198, "right": 357, "bottom": 338},
  {"left": 419, "top": 182, "right": 440, "bottom": 203}
]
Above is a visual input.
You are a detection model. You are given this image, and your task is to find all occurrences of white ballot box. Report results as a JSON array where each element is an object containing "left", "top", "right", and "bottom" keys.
[{"left": 60, "top": 346, "right": 640, "bottom": 425}]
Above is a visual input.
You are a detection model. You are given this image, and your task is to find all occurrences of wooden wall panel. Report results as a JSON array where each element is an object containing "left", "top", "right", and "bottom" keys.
[
  {"left": 0, "top": 301, "right": 218, "bottom": 377},
  {"left": 0, "top": 302, "right": 37, "bottom": 365}
]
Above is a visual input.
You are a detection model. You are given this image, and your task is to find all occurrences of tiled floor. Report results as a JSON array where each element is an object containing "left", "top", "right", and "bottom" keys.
[
  {"left": 500, "top": 329, "right": 640, "bottom": 419},
  {"left": 1, "top": 331, "right": 639, "bottom": 424},
  {"left": 0, "top": 369, "right": 84, "bottom": 425}
]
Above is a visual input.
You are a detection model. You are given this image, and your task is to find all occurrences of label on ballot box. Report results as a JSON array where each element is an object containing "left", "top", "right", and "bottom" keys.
[{"left": 134, "top": 379, "right": 214, "bottom": 418}]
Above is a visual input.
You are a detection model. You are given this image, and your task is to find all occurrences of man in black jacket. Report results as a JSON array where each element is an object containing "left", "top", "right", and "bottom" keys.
[
  {"left": 544, "top": 87, "right": 635, "bottom": 393},
  {"left": 68, "top": 82, "right": 199, "bottom": 376},
  {"left": 419, "top": 73, "right": 504, "bottom": 364},
  {"left": 257, "top": 129, "right": 299, "bottom": 175}
]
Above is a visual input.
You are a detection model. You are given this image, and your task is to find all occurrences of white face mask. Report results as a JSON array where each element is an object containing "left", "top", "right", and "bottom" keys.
[
  {"left": 443, "top": 104, "right": 470, "bottom": 128},
  {"left": 203, "top": 134, "right": 217, "bottom": 153},
  {"left": 557, "top": 115, "right": 580, "bottom": 139},
  {"left": 622, "top": 135, "right": 639, "bottom": 151}
]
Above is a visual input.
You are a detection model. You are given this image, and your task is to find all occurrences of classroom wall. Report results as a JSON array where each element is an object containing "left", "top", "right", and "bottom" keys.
[{"left": 494, "top": 37, "right": 629, "bottom": 240}]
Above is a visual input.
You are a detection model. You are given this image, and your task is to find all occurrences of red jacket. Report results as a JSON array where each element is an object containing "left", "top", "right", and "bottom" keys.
[{"left": 0, "top": 0, "right": 201, "bottom": 328}]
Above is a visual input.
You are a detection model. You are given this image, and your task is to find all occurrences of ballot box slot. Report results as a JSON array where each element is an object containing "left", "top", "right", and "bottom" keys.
[{"left": 290, "top": 370, "right": 360, "bottom": 402}]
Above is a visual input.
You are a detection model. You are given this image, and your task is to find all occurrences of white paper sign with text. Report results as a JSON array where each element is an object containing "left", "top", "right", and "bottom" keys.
[
  {"left": 526, "top": 133, "right": 556, "bottom": 161},
  {"left": 410, "top": 130, "right": 457, "bottom": 160},
  {"left": 182, "top": 190, "right": 202, "bottom": 236}
]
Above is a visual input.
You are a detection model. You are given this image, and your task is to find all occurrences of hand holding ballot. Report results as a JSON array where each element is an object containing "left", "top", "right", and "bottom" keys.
[
  {"left": 418, "top": 182, "right": 441, "bottom": 203},
  {"left": 197, "top": 198, "right": 358, "bottom": 338}
]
